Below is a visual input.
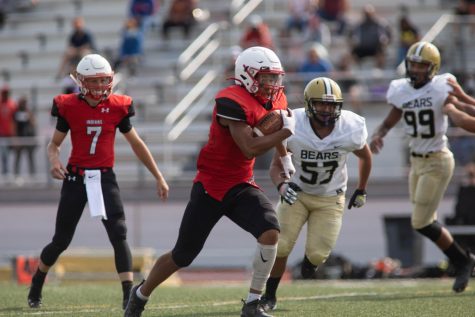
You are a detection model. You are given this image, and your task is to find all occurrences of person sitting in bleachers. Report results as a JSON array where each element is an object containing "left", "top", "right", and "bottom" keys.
[{"left": 56, "top": 17, "right": 96, "bottom": 79}]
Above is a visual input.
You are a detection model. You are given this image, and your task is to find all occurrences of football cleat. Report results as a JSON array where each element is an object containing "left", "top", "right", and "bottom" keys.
[
  {"left": 27, "top": 283, "right": 43, "bottom": 308},
  {"left": 260, "top": 295, "right": 277, "bottom": 311},
  {"left": 453, "top": 253, "right": 475, "bottom": 293},
  {"left": 124, "top": 281, "right": 147, "bottom": 317},
  {"left": 240, "top": 299, "right": 273, "bottom": 317}
]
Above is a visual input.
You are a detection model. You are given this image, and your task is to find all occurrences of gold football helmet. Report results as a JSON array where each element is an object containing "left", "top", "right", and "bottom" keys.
[
  {"left": 405, "top": 41, "right": 441, "bottom": 88},
  {"left": 304, "top": 77, "right": 343, "bottom": 126}
]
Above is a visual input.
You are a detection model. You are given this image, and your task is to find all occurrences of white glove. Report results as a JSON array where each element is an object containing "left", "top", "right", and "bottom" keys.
[
  {"left": 278, "top": 181, "right": 301, "bottom": 205},
  {"left": 280, "top": 153, "right": 295, "bottom": 179},
  {"left": 280, "top": 109, "right": 295, "bottom": 135}
]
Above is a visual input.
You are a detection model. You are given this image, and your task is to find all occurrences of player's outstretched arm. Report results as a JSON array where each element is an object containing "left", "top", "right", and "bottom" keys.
[
  {"left": 444, "top": 103, "right": 475, "bottom": 133},
  {"left": 369, "top": 106, "right": 402, "bottom": 154},
  {"left": 47, "top": 130, "right": 68, "bottom": 180},
  {"left": 123, "top": 127, "right": 169, "bottom": 201}
]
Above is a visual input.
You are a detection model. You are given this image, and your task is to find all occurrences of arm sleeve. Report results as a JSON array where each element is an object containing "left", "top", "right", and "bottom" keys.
[
  {"left": 118, "top": 116, "right": 133, "bottom": 133},
  {"left": 51, "top": 102, "right": 70, "bottom": 132},
  {"left": 215, "top": 97, "right": 246, "bottom": 121}
]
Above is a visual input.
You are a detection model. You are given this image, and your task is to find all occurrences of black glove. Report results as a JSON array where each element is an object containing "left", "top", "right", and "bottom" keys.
[
  {"left": 277, "top": 181, "right": 301, "bottom": 205},
  {"left": 348, "top": 189, "right": 367, "bottom": 209}
]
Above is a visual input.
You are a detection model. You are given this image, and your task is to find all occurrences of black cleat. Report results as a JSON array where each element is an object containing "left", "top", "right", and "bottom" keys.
[
  {"left": 260, "top": 295, "right": 277, "bottom": 311},
  {"left": 241, "top": 299, "right": 273, "bottom": 317},
  {"left": 27, "top": 283, "right": 43, "bottom": 308},
  {"left": 124, "top": 281, "right": 147, "bottom": 317},
  {"left": 453, "top": 253, "right": 475, "bottom": 293}
]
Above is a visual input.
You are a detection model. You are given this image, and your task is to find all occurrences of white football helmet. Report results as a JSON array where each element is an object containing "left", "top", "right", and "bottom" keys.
[
  {"left": 234, "top": 46, "right": 284, "bottom": 103},
  {"left": 72, "top": 54, "right": 114, "bottom": 101}
]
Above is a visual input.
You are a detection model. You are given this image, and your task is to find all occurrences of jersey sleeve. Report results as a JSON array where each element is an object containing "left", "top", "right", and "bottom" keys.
[
  {"left": 435, "top": 73, "right": 456, "bottom": 97},
  {"left": 386, "top": 80, "right": 401, "bottom": 108},
  {"left": 346, "top": 112, "right": 368, "bottom": 150},
  {"left": 51, "top": 100, "right": 69, "bottom": 132},
  {"left": 215, "top": 97, "right": 246, "bottom": 121}
]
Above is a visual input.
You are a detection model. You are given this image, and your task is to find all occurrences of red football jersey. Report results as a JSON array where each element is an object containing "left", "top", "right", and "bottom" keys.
[
  {"left": 194, "top": 85, "right": 288, "bottom": 201},
  {"left": 52, "top": 94, "right": 133, "bottom": 168}
]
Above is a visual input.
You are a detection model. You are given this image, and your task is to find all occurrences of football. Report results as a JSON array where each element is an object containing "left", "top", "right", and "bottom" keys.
[{"left": 253, "top": 110, "right": 283, "bottom": 136}]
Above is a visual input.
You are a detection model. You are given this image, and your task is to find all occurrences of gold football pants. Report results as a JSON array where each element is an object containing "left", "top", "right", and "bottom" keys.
[
  {"left": 409, "top": 148, "right": 454, "bottom": 229},
  {"left": 276, "top": 192, "right": 345, "bottom": 265}
]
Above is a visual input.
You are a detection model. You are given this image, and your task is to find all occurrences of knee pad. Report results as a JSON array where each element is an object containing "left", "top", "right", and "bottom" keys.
[
  {"left": 306, "top": 251, "right": 327, "bottom": 268},
  {"left": 40, "top": 242, "right": 67, "bottom": 266},
  {"left": 276, "top": 238, "right": 294, "bottom": 258},
  {"left": 106, "top": 218, "right": 127, "bottom": 244},
  {"left": 171, "top": 249, "right": 197, "bottom": 268},
  {"left": 416, "top": 221, "right": 442, "bottom": 242}
]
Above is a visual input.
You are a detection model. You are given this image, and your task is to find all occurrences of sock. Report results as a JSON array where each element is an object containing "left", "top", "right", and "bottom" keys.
[
  {"left": 32, "top": 268, "right": 47, "bottom": 286},
  {"left": 122, "top": 280, "right": 133, "bottom": 300},
  {"left": 443, "top": 242, "right": 468, "bottom": 267},
  {"left": 250, "top": 243, "right": 277, "bottom": 292},
  {"left": 264, "top": 276, "right": 282, "bottom": 298},
  {"left": 246, "top": 293, "right": 261, "bottom": 303},
  {"left": 136, "top": 286, "right": 149, "bottom": 301}
]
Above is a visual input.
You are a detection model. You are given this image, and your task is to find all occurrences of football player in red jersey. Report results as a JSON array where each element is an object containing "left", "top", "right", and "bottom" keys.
[
  {"left": 27, "top": 54, "right": 169, "bottom": 310},
  {"left": 125, "top": 46, "right": 295, "bottom": 317}
]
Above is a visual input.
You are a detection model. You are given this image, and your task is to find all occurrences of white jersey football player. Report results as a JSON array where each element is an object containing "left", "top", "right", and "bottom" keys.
[
  {"left": 261, "top": 77, "right": 372, "bottom": 311},
  {"left": 370, "top": 41, "right": 475, "bottom": 293}
]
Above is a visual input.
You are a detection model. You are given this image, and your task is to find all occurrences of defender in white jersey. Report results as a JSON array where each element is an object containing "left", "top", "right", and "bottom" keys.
[
  {"left": 370, "top": 41, "right": 475, "bottom": 293},
  {"left": 261, "top": 77, "right": 372, "bottom": 311}
]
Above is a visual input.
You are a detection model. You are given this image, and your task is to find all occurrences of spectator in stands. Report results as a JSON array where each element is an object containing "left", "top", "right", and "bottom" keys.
[
  {"left": 348, "top": 4, "right": 391, "bottom": 69},
  {"left": 27, "top": 54, "right": 169, "bottom": 311},
  {"left": 13, "top": 96, "right": 36, "bottom": 177},
  {"left": 129, "top": 0, "right": 158, "bottom": 33},
  {"left": 335, "top": 52, "right": 363, "bottom": 114},
  {"left": 0, "top": 85, "right": 16, "bottom": 176},
  {"left": 56, "top": 17, "right": 96, "bottom": 79},
  {"left": 239, "top": 14, "right": 274, "bottom": 50},
  {"left": 316, "top": 0, "right": 348, "bottom": 35},
  {"left": 115, "top": 17, "right": 144, "bottom": 76},
  {"left": 396, "top": 5, "right": 420, "bottom": 66},
  {"left": 161, "top": 0, "right": 197, "bottom": 40},
  {"left": 282, "top": 0, "right": 317, "bottom": 37},
  {"left": 302, "top": 14, "right": 331, "bottom": 48},
  {"left": 297, "top": 43, "right": 333, "bottom": 82}
]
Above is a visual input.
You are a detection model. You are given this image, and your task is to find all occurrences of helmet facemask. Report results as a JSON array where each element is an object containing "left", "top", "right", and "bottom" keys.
[
  {"left": 405, "top": 58, "right": 433, "bottom": 89},
  {"left": 253, "top": 71, "right": 284, "bottom": 104},
  {"left": 307, "top": 99, "right": 342, "bottom": 127},
  {"left": 75, "top": 73, "right": 114, "bottom": 101}
]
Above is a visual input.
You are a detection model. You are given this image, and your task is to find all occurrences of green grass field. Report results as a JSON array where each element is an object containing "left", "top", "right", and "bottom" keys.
[{"left": 1, "top": 279, "right": 474, "bottom": 316}]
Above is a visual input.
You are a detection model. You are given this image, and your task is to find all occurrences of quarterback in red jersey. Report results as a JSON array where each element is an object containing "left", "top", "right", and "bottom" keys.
[
  {"left": 125, "top": 46, "right": 295, "bottom": 317},
  {"left": 27, "top": 54, "right": 169, "bottom": 310}
]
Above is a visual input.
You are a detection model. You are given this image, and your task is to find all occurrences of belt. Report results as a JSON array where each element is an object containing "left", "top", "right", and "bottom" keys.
[
  {"left": 67, "top": 164, "right": 112, "bottom": 176},
  {"left": 410, "top": 151, "right": 434, "bottom": 158}
]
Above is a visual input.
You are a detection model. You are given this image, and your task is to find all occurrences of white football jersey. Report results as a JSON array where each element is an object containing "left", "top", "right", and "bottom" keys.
[
  {"left": 387, "top": 73, "right": 454, "bottom": 153},
  {"left": 287, "top": 108, "right": 367, "bottom": 196}
]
